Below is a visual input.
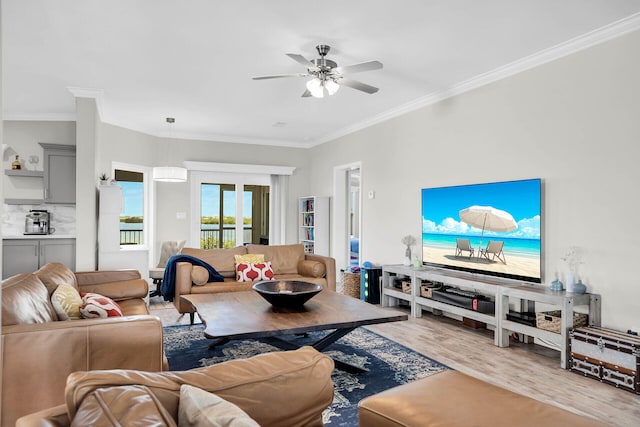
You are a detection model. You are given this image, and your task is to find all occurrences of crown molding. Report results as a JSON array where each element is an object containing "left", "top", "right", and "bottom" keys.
[
  {"left": 166, "top": 129, "right": 313, "bottom": 149},
  {"left": 184, "top": 161, "right": 296, "bottom": 175},
  {"left": 311, "top": 13, "right": 640, "bottom": 147},
  {"left": 67, "top": 86, "right": 104, "bottom": 119}
]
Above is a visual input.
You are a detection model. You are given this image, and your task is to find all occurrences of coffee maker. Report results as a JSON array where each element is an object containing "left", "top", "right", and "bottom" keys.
[{"left": 24, "top": 210, "right": 51, "bottom": 235}]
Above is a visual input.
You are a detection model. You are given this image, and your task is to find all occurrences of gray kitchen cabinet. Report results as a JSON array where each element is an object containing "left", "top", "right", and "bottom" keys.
[
  {"left": 2, "top": 238, "right": 76, "bottom": 279},
  {"left": 40, "top": 143, "right": 76, "bottom": 204}
]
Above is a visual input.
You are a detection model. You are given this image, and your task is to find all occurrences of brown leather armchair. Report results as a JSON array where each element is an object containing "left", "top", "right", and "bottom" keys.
[
  {"left": 16, "top": 346, "right": 335, "bottom": 427},
  {"left": 1, "top": 263, "right": 166, "bottom": 427}
]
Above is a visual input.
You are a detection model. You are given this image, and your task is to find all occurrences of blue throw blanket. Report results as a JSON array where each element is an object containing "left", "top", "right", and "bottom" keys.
[{"left": 160, "top": 254, "right": 224, "bottom": 302}]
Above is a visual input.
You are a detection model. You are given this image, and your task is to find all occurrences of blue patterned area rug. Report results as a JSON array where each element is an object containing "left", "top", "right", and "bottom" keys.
[{"left": 164, "top": 325, "right": 449, "bottom": 426}]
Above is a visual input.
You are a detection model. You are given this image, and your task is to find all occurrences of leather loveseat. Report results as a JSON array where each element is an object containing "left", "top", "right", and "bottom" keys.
[
  {"left": 16, "top": 346, "right": 335, "bottom": 427},
  {"left": 1, "top": 262, "right": 166, "bottom": 427},
  {"left": 174, "top": 244, "right": 336, "bottom": 323}
]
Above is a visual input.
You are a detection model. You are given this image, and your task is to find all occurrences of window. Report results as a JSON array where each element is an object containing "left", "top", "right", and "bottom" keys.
[
  {"left": 199, "top": 183, "right": 270, "bottom": 249},
  {"left": 114, "top": 169, "right": 145, "bottom": 245}
]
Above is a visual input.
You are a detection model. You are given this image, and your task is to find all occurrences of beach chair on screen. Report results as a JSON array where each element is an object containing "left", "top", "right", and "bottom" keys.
[
  {"left": 455, "top": 238, "right": 474, "bottom": 258},
  {"left": 480, "top": 240, "right": 506, "bottom": 264}
]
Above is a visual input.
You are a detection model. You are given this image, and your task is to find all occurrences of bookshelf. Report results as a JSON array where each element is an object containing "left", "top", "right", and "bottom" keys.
[{"left": 299, "top": 196, "right": 329, "bottom": 255}]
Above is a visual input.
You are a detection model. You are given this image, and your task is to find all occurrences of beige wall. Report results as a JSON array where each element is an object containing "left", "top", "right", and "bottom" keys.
[
  {"left": 308, "top": 30, "right": 640, "bottom": 332},
  {"left": 96, "top": 122, "right": 311, "bottom": 251}
]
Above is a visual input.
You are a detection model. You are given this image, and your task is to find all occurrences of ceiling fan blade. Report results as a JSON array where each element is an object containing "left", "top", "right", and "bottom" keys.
[
  {"left": 334, "top": 60, "right": 383, "bottom": 75},
  {"left": 338, "top": 78, "right": 379, "bottom": 94},
  {"left": 286, "top": 53, "right": 317, "bottom": 68},
  {"left": 301, "top": 89, "right": 312, "bottom": 98},
  {"left": 252, "top": 73, "right": 308, "bottom": 80}
]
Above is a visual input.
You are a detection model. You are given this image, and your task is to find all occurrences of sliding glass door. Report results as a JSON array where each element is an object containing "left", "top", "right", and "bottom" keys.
[{"left": 200, "top": 183, "right": 269, "bottom": 249}]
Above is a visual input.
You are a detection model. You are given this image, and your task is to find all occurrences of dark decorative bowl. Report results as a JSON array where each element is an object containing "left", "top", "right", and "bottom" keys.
[{"left": 252, "top": 280, "right": 323, "bottom": 308}]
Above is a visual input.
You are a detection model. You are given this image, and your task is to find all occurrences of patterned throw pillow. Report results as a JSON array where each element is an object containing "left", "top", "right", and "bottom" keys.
[
  {"left": 236, "top": 262, "right": 275, "bottom": 282},
  {"left": 234, "top": 253, "right": 265, "bottom": 265},
  {"left": 79, "top": 292, "right": 124, "bottom": 318},
  {"left": 51, "top": 283, "right": 83, "bottom": 320}
]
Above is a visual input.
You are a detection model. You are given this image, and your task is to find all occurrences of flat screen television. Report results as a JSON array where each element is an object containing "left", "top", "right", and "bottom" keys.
[{"left": 421, "top": 178, "right": 541, "bottom": 283}]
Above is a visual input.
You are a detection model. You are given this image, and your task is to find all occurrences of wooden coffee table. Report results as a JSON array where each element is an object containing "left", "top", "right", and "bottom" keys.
[{"left": 181, "top": 290, "right": 408, "bottom": 373}]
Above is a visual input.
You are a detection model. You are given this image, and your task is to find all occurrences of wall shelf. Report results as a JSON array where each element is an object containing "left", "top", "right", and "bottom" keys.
[{"left": 4, "top": 169, "right": 44, "bottom": 177}]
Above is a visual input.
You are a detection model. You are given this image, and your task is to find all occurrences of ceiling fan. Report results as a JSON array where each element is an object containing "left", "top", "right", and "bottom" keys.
[{"left": 252, "top": 44, "right": 383, "bottom": 98}]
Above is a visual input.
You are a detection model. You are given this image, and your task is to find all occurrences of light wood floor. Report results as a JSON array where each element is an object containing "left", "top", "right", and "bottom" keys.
[{"left": 150, "top": 296, "right": 638, "bottom": 426}]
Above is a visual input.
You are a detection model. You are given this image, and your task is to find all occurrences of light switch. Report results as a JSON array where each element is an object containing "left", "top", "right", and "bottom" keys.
[
  {"left": 368, "top": 190, "right": 375, "bottom": 199},
  {"left": 176, "top": 212, "right": 186, "bottom": 220}
]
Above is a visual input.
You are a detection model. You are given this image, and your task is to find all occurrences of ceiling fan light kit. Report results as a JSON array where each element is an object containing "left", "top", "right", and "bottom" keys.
[
  {"left": 253, "top": 44, "right": 382, "bottom": 98},
  {"left": 305, "top": 77, "right": 340, "bottom": 98}
]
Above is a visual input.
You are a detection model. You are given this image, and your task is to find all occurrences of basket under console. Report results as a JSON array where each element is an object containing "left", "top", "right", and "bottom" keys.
[{"left": 569, "top": 326, "right": 640, "bottom": 394}]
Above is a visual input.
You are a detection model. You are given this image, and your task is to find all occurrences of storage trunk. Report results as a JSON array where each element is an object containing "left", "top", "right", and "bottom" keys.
[{"left": 569, "top": 326, "right": 640, "bottom": 394}]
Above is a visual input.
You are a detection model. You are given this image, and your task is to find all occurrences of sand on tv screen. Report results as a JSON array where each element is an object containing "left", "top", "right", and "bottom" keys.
[{"left": 421, "top": 178, "right": 541, "bottom": 283}]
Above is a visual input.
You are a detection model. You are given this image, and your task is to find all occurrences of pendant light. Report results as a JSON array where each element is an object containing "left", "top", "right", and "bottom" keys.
[{"left": 153, "top": 117, "right": 187, "bottom": 182}]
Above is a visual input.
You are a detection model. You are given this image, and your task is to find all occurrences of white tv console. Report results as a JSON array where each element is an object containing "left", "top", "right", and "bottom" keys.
[{"left": 381, "top": 265, "right": 601, "bottom": 369}]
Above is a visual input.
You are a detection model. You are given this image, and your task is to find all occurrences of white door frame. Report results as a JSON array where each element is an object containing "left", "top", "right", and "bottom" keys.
[{"left": 332, "top": 161, "right": 362, "bottom": 277}]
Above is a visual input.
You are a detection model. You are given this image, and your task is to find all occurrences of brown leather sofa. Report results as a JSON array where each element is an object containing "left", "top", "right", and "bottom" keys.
[
  {"left": 358, "top": 370, "right": 607, "bottom": 426},
  {"left": 175, "top": 244, "right": 336, "bottom": 322},
  {"left": 1, "top": 262, "right": 166, "bottom": 427},
  {"left": 16, "top": 346, "right": 335, "bottom": 427}
]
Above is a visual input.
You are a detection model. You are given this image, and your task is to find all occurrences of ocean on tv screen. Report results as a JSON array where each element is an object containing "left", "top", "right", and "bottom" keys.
[{"left": 421, "top": 178, "right": 541, "bottom": 282}]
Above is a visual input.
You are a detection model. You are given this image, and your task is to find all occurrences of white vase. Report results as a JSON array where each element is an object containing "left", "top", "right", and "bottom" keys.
[{"left": 565, "top": 272, "right": 576, "bottom": 292}]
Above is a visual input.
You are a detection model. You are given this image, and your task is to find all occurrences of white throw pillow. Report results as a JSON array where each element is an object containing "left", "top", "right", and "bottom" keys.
[{"left": 178, "top": 384, "right": 259, "bottom": 427}]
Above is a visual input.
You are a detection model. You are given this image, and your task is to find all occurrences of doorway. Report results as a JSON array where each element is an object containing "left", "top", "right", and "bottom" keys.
[{"left": 332, "top": 162, "right": 362, "bottom": 275}]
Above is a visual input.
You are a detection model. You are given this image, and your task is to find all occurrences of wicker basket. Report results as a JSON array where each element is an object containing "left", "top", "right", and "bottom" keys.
[
  {"left": 536, "top": 310, "right": 588, "bottom": 333},
  {"left": 420, "top": 283, "right": 441, "bottom": 298},
  {"left": 401, "top": 281, "right": 412, "bottom": 294},
  {"left": 342, "top": 272, "right": 361, "bottom": 299}
]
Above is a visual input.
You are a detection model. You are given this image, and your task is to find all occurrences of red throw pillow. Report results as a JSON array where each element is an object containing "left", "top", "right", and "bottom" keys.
[
  {"left": 236, "top": 261, "right": 275, "bottom": 282},
  {"left": 79, "top": 292, "right": 124, "bottom": 318}
]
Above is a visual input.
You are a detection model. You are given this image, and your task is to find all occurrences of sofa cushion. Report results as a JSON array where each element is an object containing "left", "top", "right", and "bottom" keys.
[
  {"left": 79, "top": 293, "right": 124, "bottom": 318},
  {"left": 51, "top": 283, "right": 83, "bottom": 320},
  {"left": 181, "top": 246, "right": 247, "bottom": 278},
  {"left": 297, "top": 260, "right": 326, "bottom": 278},
  {"left": 246, "top": 244, "right": 305, "bottom": 275},
  {"left": 236, "top": 262, "right": 275, "bottom": 282},
  {"left": 35, "top": 262, "right": 78, "bottom": 295},
  {"left": 178, "top": 384, "right": 259, "bottom": 427},
  {"left": 70, "top": 385, "right": 176, "bottom": 427},
  {"left": 1, "top": 273, "right": 58, "bottom": 325}
]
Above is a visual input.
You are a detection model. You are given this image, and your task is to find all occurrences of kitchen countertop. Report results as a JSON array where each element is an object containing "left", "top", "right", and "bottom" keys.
[{"left": 3, "top": 234, "right": 76, "bottom": 240}]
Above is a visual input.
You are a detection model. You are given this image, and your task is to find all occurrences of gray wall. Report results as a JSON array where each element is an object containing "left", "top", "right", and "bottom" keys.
[{"left": 308, "top": 30, "right": 640, "bottom": 332}]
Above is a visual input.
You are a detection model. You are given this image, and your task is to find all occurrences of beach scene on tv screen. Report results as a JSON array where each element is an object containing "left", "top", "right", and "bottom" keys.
[{"left": 422, "top": 179, "right": 541, "bottom": 281}]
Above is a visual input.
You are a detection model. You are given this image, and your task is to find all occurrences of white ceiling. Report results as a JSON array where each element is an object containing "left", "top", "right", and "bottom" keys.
[{"left": 3, "top": 1, "right": 640, "bottom": 148}]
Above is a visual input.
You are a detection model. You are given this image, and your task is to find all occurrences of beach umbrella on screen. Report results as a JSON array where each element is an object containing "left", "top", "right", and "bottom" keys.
[{"left": 459, "top": 205, "right": 517, "bottom": 254}]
